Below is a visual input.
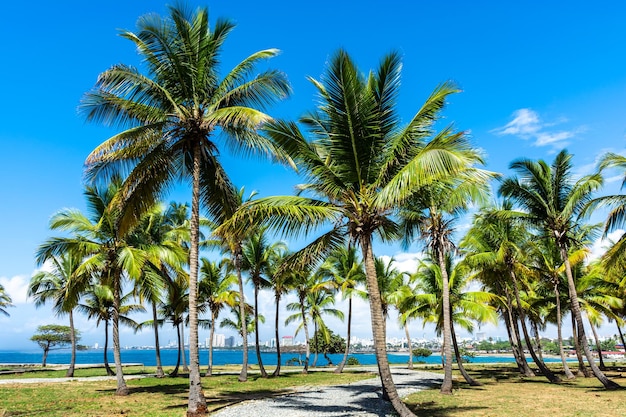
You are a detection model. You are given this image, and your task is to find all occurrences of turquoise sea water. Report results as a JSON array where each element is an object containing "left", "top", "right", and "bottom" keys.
[{"left": 0, "top": 349, "right": 568, "bottom": 367}]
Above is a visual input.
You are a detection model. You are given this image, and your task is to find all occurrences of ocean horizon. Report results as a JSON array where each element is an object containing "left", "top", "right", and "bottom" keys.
[{"left": 0, "top": 348, "right": 569, "bottom": 367}]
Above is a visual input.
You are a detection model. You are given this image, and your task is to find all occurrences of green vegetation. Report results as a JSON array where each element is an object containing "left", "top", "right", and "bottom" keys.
[
  {"left": 9, "top": 3, "right": 625, "bottom": 417},
  {"left": 0, "top": 370, "right": 373, "bottom": 417},
  {"left": 405, "top": 364, "right": 626, "bottom": 417},
  {"left": 30, "top": 325, "right": 77, "bottom": 367}
]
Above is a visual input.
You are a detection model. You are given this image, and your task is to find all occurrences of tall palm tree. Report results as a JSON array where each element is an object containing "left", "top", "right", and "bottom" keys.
[
  {"left": 0, "top": 284, "right": 13, "bottom": 317},
  {"left": 199, "top": 258, "right": 237, "bottom": 376},
  {"left": 36, "top": 178, "right": 148, "bottom": 395},
  {"left": 218, "top": 50, "right": 490, "bottom": 416},
  {"left": 404, "top": 255, "right": 496, "bottom": 386},
  {"left": 306, "top": 287, "right": 344, "bottom": 368},
  {"left": 500, "top": 149, "right": 619, "bottom": 389},
  {"left": 241, "top": 228, "right": 287, "bottom": 377},
  {"left": 80, "top": 5, "right": 290, "bottom": 413},
  {"left": 29, "top": 252, "right": 88, "bottom": 377},
  {"left": 587, "top": 152, "right": 626, "bottom": 271},
  {"left": 320, "top": 245, "right": 366, "bottom": 373},
  {"left": 399, "top": 177, "right": 493, "bottom": 393},
  {"left": 77, "top": 285, "right": 144, "bottom": 375},
  {"left": 285, "top": 269, "right": 332, "bottom": 373},
  {"left": 159, "top": 269, "right": 190, "bottom": 377},
  {"left": 266, "top": 248, "right": 294, "bottom": 376}
]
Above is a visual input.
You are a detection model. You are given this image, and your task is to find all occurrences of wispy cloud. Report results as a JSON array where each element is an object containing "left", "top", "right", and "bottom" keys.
[
  {"left": 492, "top": 108, "right": 584, "bottom": 149},
  {"left": 0, "top": 275, "right": 30, "bottom": 304}
]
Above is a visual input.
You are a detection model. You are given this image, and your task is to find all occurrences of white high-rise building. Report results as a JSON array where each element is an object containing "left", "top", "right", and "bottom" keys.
[{"left": 213, "top": 333, "right": 226, "bottom": 348}]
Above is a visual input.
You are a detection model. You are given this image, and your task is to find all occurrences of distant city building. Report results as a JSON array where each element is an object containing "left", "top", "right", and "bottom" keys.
[
  {"left": 224, "top": 336, "right": 235, "bottom": 348},
  {"left": 476, "top": 332, "right": 486, "bottom": 342},
  {"left": 270, "top": 338, "right": 276, "bottom": 348},
  {"left": 282, "top": 336, "right": 294, "bottom": 346},
  {"left": 213, "top": 333, "right": 226, "bottom": 348}
]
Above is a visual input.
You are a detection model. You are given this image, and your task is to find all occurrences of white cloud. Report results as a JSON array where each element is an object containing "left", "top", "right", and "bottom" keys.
[
  {"left": 493, "top": 108, "right": 583, "bottom": 149},
  {"left": 0, "top": 275, "right": 30, "bottom": 304},
  {"left": 588, "top": 229, "right": 625, "bottom": 262}
]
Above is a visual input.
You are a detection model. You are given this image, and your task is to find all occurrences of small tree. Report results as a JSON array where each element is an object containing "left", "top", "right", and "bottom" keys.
[
  {"left": 412, "top": 347, "right": 433, "bottom": 362},
  {"left": 311, "top": 329, "right": 346, "bottom": 365},
  {"left": 31, "top": 325, "right": 78, "bottom": 366}
]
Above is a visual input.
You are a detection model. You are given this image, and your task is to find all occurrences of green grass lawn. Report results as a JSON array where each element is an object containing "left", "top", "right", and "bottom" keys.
[
  {"left": 405, "top": 364, "right": 626, "bottom": 417},
  {"left": 0, "top": 368, "right": 373, "bottom": 417}
]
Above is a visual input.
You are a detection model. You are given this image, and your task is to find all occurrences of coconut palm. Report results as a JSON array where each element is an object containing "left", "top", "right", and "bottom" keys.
[
  {"left": 36, "top": 178, "right": 148, "bottom": 395},
  {"left": 218, "top": 50, "right": 490, "bottom": 416},
  {"left": 266, "top": 248, "right": 295, "bottom": 376},
  {"left": 80, "top": 5, "right": 290, "bottom": 413},
  {"left": 587, "top": 152, "right": 626, "bottom": 271},
  {"left": 159, "top": 269, "right": 190, "bottom": 376},
  {"left": 29, "top": 252, "right": 88, "bottom": 377},
  {"left": 0, "top": 284, "right": 13, "bottom": 317},
  {"left": 241, "top": 228, "right": 287, "bottom": 377},
  {"left": 306, "top": 287, "right": 344, "bottom": 368},
  {"left": 500, "top": 149, "right": 619, "bottom": 389},
  {"left": 399, "top": 177, "right": 493, "bottom": 393},
  {"left": 285, "top": 269, "right": 333, "bottom": 373},
  {"left": 403, "top": 255, "right": 496, "bottom": 386},
  {"left": 320, "top": 245, "right": 366, "bottom": 373},
  {"left": 199, "top": 258, "right": 237, "bottom": 376},
  {"left": 77, "top": 285, "right": 144, "bottom": 375},
  {"left": 462, "top": 202, "right": 560, "bottom": 382}
]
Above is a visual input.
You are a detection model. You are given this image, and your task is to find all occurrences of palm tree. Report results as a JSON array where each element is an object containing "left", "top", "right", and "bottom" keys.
[
  {"left": 0, "top": 284, "right": 14, "bottom": 317},
  {"left": 399, "top": 177, "right": 493, "bottom": 393},
  {"left": 199, "top": 258, "right": 237, "bottom": 376},
  {"left": 587, "top": 152, "right": 626, "bottom": 271},
  {"left": 307, "top": 287, "right": 344, "bottom": 368},
  {"left": 77, "top": 285, "right": 144, "bottom": 375},
  {"left": 320, "top": 245, "right": 366, "bottom": 373},
  {"left": 159, "top": 269, "right": 190, "bottom": 377},
  {"left": 29, "top": 252, "right": 88, "bottom": 377},
  {"left": 130, "top": 203, "right": 189, "bottom": 378},
  {"left": 241, "top": 228, "right": 287, "bottom": 377},
  {"left": 220, "top": 304, "right": 262, "bottom": 346},
  {"left": 500, "top": 149, "right": 619, "bottom": 389},
  {"left": 80, "top": 5, "right": 290, "bottom": 413},
  {"left": 266, "top": 248, "right": 294, "bottom": 376},
  {"left": 404, "top": 256, "right": 496, "bottom": 386},
  {"left": 218, "top": 50, "right": 490, "bottom": 416},
  {"left": 36, "top": 178, "right": 148, "bottom": 395}
]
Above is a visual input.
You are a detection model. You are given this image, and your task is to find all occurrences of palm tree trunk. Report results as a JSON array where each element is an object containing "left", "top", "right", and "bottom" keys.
[
  {"left": 451, "top": 321, "right": 481, "bottom": 386},
  {"left": 112, "top": 271, "right": 129, "bottom": 395},
  {"left": 436, "top": 245, "right": 454, "bottom": 394},
  {"left": 181, "top": 320, "right": 189, "bottom": 373},
  {"left": 301, "top": 299, "right": 310, "bottom": 374},
  {"left": 572, "top": 313, "right": 590, "bottom": 377},
  {"left": 66, "top": 309, "right": 76, "bottom": 377},
  {"left": 312, "top": 321, "right": 319, "bottom": 368},
  {"left": 273, "top": 293, "right": 282, "bottom": 377},
  {"left": 335, "top": 296, "right": 352, "bottom": 373},
  {"left": 504, "top": 287, "right": 533, "bottom": 376},
  {"left": 171, "top": 323, "right": 182, "bottom": 377},
  {"left": 560, "top": 245, "right": 619, "bottom": 389},
  {"left": 152, "top": 303, "right": 165, "bottom": 378},
  {"left": 235, "top": 249, "right": 248, "bottom": 382},
  {"left": 104, "top": 319, "right": 114, "bottom": 376},
  {"left": 616, "top": 324, "right": 626, "bottom": 359},
  {"left": 588, "top": 317, "right": 607, "bottom": 371},
  {"left": 405, "top": 323, "right": 413, "bottom": 370},
  {"left": 186, "top": 142, "right": 206, "bottom": 416},
  {"left": 554, "top": 281, "right": 575, "bottom": 379},
  {"left": 208, "top": 313, "right": 216, "bottom": 376},
  {"left": 531, "top": 320, "right": 544, "bottom": 362},
  {"left": 509, "top": 269, "right": 560, "bottom": 382},
  {"left": 253, "top": 282, "right": 267, "bottom": 377},
  {"left": 360, "top": 236, "right": 415, "bottom": 417}
]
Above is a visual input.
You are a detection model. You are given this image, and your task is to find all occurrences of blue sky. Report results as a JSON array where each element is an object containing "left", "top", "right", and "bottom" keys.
[{"left": 1, "top": 1, "right": 625, "bottom": 351}]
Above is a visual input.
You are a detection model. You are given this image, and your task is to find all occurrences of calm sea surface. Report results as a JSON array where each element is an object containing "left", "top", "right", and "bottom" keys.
[{"left": 0, "top": 349, "right": 567, "bottom": 366}]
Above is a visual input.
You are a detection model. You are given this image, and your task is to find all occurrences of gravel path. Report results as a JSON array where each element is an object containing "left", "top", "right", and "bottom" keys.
[{"left": 211, "top": 367, "right": 442, "bottom": 417}]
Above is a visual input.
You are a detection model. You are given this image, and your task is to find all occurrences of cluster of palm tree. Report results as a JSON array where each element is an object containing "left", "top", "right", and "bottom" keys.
[{"left": 21, "top": 4, "right": 626, "bottom": 417}]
